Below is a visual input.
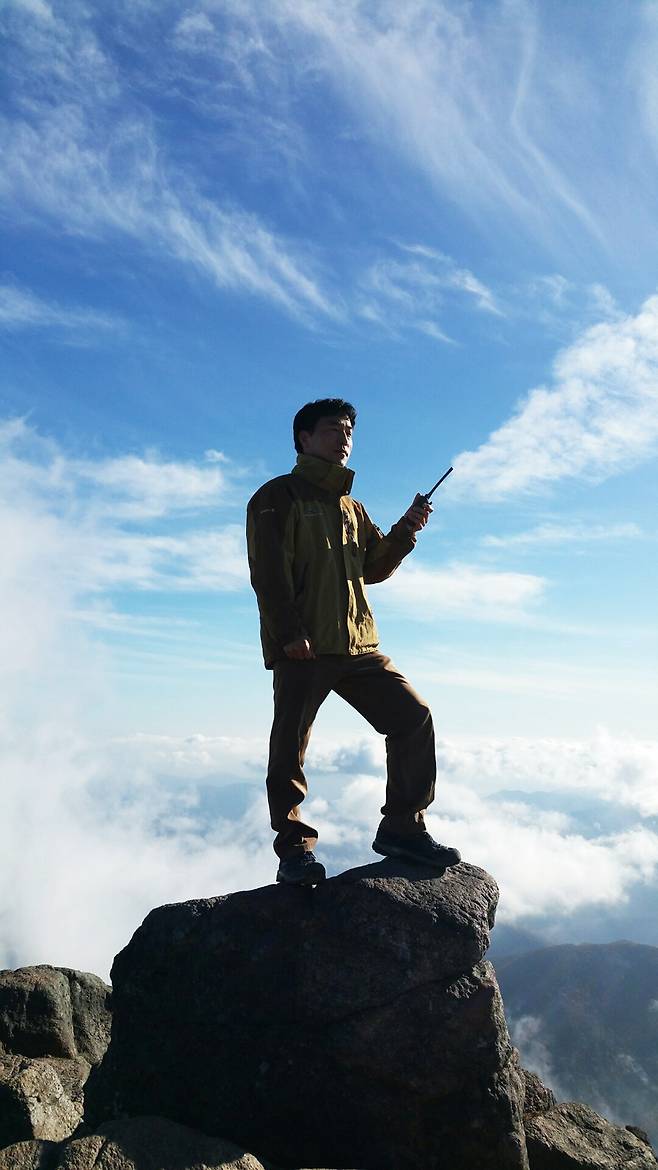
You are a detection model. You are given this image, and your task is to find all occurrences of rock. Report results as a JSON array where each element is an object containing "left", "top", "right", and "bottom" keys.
[
  {"left": 0, "top": 1116, "right": 266, "bottom": 1169},
  {"left": 0, "top": 1052, "right": 89, "bottom": 1146},
  {"left": 88, "top": 859, "right": 529, "bottom": 1170},
  {"left": 628, "top": 1127, "right": 654, "bottom": 1147},
  {"left": 0, "top": 967, "right": 111, "bottom": 1148},
  {"left": 524, "top": 1101, "right": 658, "bottom": 1168},
  {"left": 0, "top": 1141, "right": 55, "bottom": 1170},
  {"left": 0, "top": 967, "right": 111, "bottom": 1065},
  {"left": 524, "top": 1069, "right": 558, "bottom": 1114}
]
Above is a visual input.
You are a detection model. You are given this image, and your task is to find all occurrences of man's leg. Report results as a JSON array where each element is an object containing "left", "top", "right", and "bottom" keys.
[
  {"left": 332, "top": 653, "right": 435, "bottom": 837},
  {"left": 267, "top": 658, "right": 333, "bottom": 859}
]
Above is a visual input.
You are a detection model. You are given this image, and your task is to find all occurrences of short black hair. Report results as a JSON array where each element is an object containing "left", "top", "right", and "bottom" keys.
[{"left": 293, "top": 398, "right": 357, "bottom": 453}]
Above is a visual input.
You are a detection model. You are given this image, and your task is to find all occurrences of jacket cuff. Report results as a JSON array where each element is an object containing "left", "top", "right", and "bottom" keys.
[{"left": 391, "top": 518, "right": 417, "bottom": 549}]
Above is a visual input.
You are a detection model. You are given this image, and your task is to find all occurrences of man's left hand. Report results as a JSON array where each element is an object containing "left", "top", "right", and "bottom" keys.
[{"left": 403, "top": 494, "right": 433, "bottom": 533}]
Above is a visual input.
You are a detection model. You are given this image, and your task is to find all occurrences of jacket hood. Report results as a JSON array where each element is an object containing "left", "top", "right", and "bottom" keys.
[{"left": 292, "top": 454, "right": 355, "bottom": 496}]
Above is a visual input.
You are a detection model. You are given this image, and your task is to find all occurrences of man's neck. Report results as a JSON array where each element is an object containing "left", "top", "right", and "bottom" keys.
[{"left": 293, "top": 453, "right": 355, "bottom": 495}]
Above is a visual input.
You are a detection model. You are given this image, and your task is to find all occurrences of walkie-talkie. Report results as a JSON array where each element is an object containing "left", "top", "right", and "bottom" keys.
[{"left": 413, "top": 465, "right": 453, "bottom": 509}]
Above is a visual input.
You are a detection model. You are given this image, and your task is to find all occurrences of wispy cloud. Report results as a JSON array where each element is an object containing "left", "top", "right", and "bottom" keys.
[
  {"left": 378, "top": 560, "right": 546, "bottom": 623},
  {"left": 356, "top": 244, "right": 501, "bottom": 343},
  {"left": 76, "top": 528, "right": 247, "bottom": 593},
  {"left": 0, "top": 7, "right": 338, "bottom": 324},
  {"left": 76, "top": 454, "right": 230, "bottom": 520},
  {"left": 482, "top": 521, "right": 645, "bottom": 549},
  {"left": 399, "top": 244, "right": 502, "bottom": 315},
  {"left": 453, "top": 293, "right": 658, "bottom": 499},
  {"left": 233, "top": 0, "right": 607, "bottom": 253},
  {"left": 9, "top": 0, "right": 55, "bottom": 20},
  {"left": 0, "top": 418, "right": 249, "bottom": 601},
  {"left": 0, "top": 419, "right": 234, "bottom": 519},
  {"left": 0, "top": 283, "right": 122, "bottom": 337}
]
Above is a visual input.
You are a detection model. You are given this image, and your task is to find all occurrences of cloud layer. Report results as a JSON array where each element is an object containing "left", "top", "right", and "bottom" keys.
[{"left": 4, "top": 717, "right": 658, "bottom": 979}]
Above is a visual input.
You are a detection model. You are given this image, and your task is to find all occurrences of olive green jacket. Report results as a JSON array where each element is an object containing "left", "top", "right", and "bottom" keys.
[{"left": 246, "top": 454, "right": 416, "bottom": 667}]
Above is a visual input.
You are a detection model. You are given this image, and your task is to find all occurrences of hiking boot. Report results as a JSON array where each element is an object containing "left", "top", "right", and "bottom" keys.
[
  {"left": 276, "top": 850, "right": 326, "bottom": 885},
  {"left": 372, "top": 830, "right": 461, "bottom": 869}
]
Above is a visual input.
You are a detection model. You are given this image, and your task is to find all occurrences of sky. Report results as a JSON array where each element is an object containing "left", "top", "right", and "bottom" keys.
[{"left": 1, "top": 0, "right": 658, "bottom": 980}]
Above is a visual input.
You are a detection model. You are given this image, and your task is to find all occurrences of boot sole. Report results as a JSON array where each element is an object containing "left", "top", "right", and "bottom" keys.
[
  {"left": 372, "top": 839, "right": 460, "bottom": 869},
  {"left": 276, "top": 867, "right": 327, "bottom": 886}
]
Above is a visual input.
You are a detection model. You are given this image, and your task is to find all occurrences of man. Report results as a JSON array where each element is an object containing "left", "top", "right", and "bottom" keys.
[{"left": 247, "top": 398, "right": 461, "bottom": 884}]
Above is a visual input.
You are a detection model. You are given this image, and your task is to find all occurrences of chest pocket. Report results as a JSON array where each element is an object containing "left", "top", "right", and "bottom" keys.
[{"left": 342, "top": 508, "right": 361, "bottom": 562}]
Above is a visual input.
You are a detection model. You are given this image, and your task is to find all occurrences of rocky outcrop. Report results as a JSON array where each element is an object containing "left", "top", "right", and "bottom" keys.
[
  {"left": 4, "top": 875, "right": 656, "bottom": 1170},
  {"left": 0, "top": 968, "right": 111, "bottom": 1064},
  {"left": 0, "top": 1117, "right": 267, "bottom": 1170},
  {"left": 88, "top": 859, "right": 528, "bottom": 1170},
  {"left": 0, "top": 967, "right": 111, "bottom": 1148},
  {"left": 523, "top": 1069, "right": 557, "bottom": 1114},
  {"left": 524, "top": 1101, "right": 658, "bottom": 1168}
]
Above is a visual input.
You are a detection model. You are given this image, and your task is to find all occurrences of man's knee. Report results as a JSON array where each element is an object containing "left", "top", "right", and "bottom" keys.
[{"left": 410, "top": 694, "right": 433, "bottom": 732}]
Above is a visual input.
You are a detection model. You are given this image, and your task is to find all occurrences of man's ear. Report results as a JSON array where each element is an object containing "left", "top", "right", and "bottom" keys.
[{"left": 298, "top": 429, "right": 311, "bottom": 452}]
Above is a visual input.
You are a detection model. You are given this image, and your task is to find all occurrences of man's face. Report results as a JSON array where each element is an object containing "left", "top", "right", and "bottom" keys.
[{"left": 299, "top": 414, "right": 353, "bottom": 466}]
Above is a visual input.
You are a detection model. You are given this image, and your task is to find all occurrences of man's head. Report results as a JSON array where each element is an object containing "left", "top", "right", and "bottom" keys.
[{"left": 293, "top": 398, "right": 357, "bottom": 466}]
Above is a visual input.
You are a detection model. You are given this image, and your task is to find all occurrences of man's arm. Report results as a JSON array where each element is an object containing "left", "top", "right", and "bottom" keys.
[
  {"left": 360, "top": 499, "right": 428, "bottom": 584},
  {"left": 246, "top": 483, "right": 311, "bottom": 655}
]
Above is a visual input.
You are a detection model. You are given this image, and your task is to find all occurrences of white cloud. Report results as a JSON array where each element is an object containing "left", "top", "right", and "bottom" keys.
[
  {"left": 7, "top": 0, "right": 55, "bottom": 23},
  {"left": 508, "top": 1015, "right": 568, "bottom": 1102},
  {"left": 237, "top": 0, "right": 604, "bottom": 250},
  {"left": 482, "top": 521, "right": 644, "bottom": 549},
  {"left": 0, "top": 283, "right": 121, "bottom": 336},
  {"left": 77, "top": 527, "right": 247, "bottom": 592},
  {"left": 1, "top": 419, "right": 233, "bottom": 520},
  {"left": 174, "top": 12, "right": 215, "bottom": 44},
  {"left": 301, "top": 765, "right": 658, "bottom": 922},
  {"left": 313, "top": 729, "right": 658, "bottom": 816},
  {"left": 523, "top": 277, "right": 622, "bottom": 334},
  {"left": 0, "top": 460, "right": 267, "bottom": 975},
  {"left": 106, "top": 732, "right": 266, "bottom": 783},
  {"left": 0, "top": 418, "right": 249, "bottom": 601},
  {"left": 378, "top": 560, "right": 546, "bottom": 622},
  {"left": 453, "top": 294, "right": 658, "bottom": 499},
  {"left": 77, "top": 455, "right": 228, "bottom": 520},
  {"left": 434, "top": 731, "right": 658, "bottom": 816},
  {"left": 0, "top": 717, "right": 275, "bottom": 978},
  {"left": 412, "top": 655, "right": 655, "bottom": 706},
  {"left": 356, "top": 245, "right": 500, "bottom": 342},
  {"left": 398, "top": 243, "right": 502, "bottom": 315},
  {"left": 0, "top": 12, "right": 338, "bottom": 324}
]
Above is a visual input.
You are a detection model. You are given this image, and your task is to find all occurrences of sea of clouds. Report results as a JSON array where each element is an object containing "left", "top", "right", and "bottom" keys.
[
  {"left": 2, "top": 415, "right": 658, "bottom": 979},
  {"left": 3, "top": 703, "right": 658, "bottom": 980}
]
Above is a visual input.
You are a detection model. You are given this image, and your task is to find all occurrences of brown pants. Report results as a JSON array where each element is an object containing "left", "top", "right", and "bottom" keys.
[{"left": 266, "top": 652, "right": 436, "bottom": 858}]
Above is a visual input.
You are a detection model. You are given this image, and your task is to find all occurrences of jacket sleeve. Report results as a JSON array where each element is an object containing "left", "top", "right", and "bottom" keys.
[
  {"left": 361, "top": 506, "right": 416, "bottom": 584},
  {"left": 246, "top": 484, "right": 308, "bottom": 647}
]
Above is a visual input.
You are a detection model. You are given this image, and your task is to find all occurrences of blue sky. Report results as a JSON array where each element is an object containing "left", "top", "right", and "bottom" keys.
[{"left": 1, "top": 0, "right": 658, "bottom": 975}]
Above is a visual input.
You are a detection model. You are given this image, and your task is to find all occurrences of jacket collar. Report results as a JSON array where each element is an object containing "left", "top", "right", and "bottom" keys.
[{"left": 292, "top": 454, "right": 355, "bottom": 496}]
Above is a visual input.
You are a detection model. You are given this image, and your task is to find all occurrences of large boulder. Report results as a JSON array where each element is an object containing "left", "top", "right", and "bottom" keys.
[
  {"left": 88, "top": 859, "right": 528, "bottom": 1170},
  {"left": 0, "top": 1116, "right": 266, "bottom": 1169},
  {"left": 0, "top": 967, "right": 111, "bottom": 1148},
  {"left": 524, "top": 1101, "right": 658, "bottom": 1169}
]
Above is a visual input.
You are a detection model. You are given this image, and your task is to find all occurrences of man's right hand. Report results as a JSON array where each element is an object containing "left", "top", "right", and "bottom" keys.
[{"left": 283, "top": 637, "right": 315, "bottom": 660}]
